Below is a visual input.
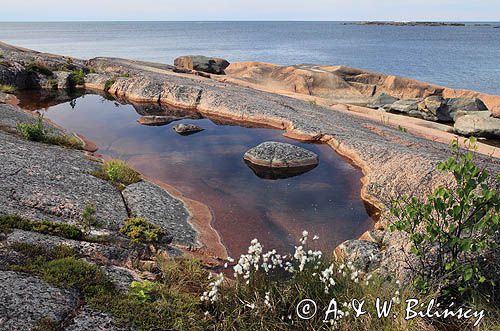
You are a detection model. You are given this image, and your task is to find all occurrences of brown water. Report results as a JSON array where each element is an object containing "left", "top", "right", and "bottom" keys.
[{"left": 18, "top": 91, "right": 374, "bottom": 257}]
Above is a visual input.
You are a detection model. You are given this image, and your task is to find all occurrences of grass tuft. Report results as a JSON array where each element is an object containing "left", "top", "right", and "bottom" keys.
[
  {"left": 0, "top": 214, "right": 83, "bottom": 240},
  {"left": 92, "top": 159, "right": 141, "bottom": 188},
  {"left": 0, "top": 84, "right": 16, "bottom": 93},
  {"left": 16, "top": 115, "right": 83, "bottom": 149}
]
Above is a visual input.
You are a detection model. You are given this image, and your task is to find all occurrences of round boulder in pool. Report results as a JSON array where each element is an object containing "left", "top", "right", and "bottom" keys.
[{"left": 244, "top": 141, "right": 319, "bottom": 178}]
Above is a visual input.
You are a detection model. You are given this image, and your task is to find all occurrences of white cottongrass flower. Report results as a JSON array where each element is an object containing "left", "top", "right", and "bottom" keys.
[{"left": 200, "top": 273, "right": 224, "bottom": 303}]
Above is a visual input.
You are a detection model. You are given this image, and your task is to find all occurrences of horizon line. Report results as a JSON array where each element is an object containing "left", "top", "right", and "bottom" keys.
[{"left": 1, "top": 19, "right": 500, "bottom": 23}]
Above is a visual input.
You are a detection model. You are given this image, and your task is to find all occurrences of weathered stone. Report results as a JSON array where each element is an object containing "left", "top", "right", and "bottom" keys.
[
  {"left": 66, "top": 307, "right": 134, "bottom": 331},
  {"left": 122, "top": 181, "right": 196, "bottom": 246},
  {"left": 388, "top": 99, "right": 421, "bottom": 115},
  {"left": 53, "top": 71, "right": 72, "bottom": 89},
  {"left": 0, "top": 271, "right": 78, "bottom": 331},
  {"left": 3, "top": 230, "right": 136, "bottom": 264},
  {"left": 174, "top": 55, "right": 230, "bottom": 75},
  {"left": 244, "top": 142, "right": 319, "bottom": 169},
  {"left": 334, "top": 240, "right": 381, "bottom": 272},
  {"left": 367, "top": 93, "right": 399, "bottom": 109},
  {"left": 173, "top": 123, "right": 204, "bottom": 135},
  {"left": 445, "top": 97, "right": 488, "bottom": 121},
  {"left": 137, "top": 115, "right": 177, "bottom": 126},
  {"left": 454, "top": 112, "right": 500, "bottom": 139}
]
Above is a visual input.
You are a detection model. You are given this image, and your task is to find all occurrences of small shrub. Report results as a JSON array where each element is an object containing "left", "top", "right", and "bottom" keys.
[
  {"left": 0, "top": 214, "right": 83, "bottom": 240},
  {"left": 119, "top": 217, "right": 164, "bottom": 244},
  {"left": 130, "top": 280, "right": 157, "bottom": 303},
  {"left": 25, "top": 61, "right": 54, "bottom": 76},
  {"left": 68, "top": 69, "right": 85, "bottom": 88},
  {"left": 390, "top": 138, "right": 499, "bottom": 298},
  {"left": 104, "top": 79, "right": 115, "bottom": 91},
  {"left": 0, "top": 84, "right": 16, "bottom": 93},
  {"left": 41, "top": 257, "right": 114, "bottom": 296},
  {"left": 17, "top": 115, "right": 45, "bottom": 141},
  {"left": 79, "top": 203, "right": 98, "bottom": 235}
]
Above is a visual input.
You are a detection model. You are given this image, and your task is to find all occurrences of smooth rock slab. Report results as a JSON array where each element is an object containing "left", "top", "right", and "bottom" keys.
[
  {"left": 122, "top": 181, "right": 197, "bottom": 246},
  {"left": 454, "top": 112, "right": 500, "bottom": 139},
  {"left": 0, "top": 271, "right": 78, "bottom": 331},
  {"left": 244, "top": 141, "right": 319, "bottom": 169},
  {"left": 173, "top": 123, "right": 204, "bottom": 135}
]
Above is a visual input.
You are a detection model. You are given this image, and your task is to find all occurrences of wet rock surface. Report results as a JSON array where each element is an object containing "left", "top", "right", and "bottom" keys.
[
  {"left": 0, "top": 271, "right": 78, "bottom": 331},
  {"left": 244, "top": 142, "right": 319, "bottom": 169},
  {"left": 173, "top": 123, "right": 204, "bottom": 135},
  {"left": 122, "top": 181, "right": 197, "bottom": 246}
]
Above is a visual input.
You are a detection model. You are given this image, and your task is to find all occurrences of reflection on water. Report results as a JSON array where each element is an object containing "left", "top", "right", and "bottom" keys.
[{"left": 17, "top": 92, "right": 374, "bottom": 256}]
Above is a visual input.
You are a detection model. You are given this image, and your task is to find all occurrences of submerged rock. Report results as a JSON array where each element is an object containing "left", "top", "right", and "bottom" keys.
[
  {"left": 173, "top": 123, "right": 204, "bottom": 135},
  {"left": 137, "top": 115, "right": 177, "bottom": 126},
  {"left": 244, "top": 142, "right": 319, "bottom": 169},
  {"left": 174, "top": 55, "right": 230, "bottom": 75},
  {"left": 454, "top": 112, "right": 500, "bottom": 139}
]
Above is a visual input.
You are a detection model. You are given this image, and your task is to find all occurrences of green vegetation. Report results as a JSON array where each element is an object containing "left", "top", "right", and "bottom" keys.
[
  {"left": 16, "top": 115, "right": 83, "bottom": 149},
  {"left": 0, "top": 84, "right": 16, "bottom": 93},
  {"left": 92, "top": 159, "right": 141, "bottom": 188},
  {"left": 32, "top": 317, "right": 61, "bottom": 331},
  {"left": 78, "top": 203, "right": 99, "bottom": 235},
  {"left": 0, "top": 215, "right": 83, "bottom": 240},
  {"left": 90, "top": 256, "right": 210, "bottom": 331},
  {"left": 25, "top": 61, "right": 54, "bottom": 76},
  {"left": 48, "top": 79, "right": 58, "bottom": 90},
  {"left": 68, "top": 69, "right": 85, "bottom": 88},
  {"left": 104, "top": 79, "right": 115, "bottom": 91},
  {"left": 398, "top": 125, "right": 407, "bottom": 132},
  {"left": 390, "top": 138, "right": 499, "bottom": 300},
  {"left": 119, "top": 217, "right": 165, "bottom": 244}
]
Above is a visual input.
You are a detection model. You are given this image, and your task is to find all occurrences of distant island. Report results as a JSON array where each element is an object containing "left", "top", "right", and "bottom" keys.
[{"left": 345, "top": 21, "right": 466, "bottom": 27}]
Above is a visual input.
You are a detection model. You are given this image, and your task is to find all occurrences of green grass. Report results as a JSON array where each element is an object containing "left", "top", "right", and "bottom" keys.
[
  {"left": 25, "top": 61, "right": 54, "bottom": 76},
  {"left": 16, "top": 115, "right": 83, "bottom": 149},
  {"left": 104, "top": 79, "right": 115, "bottom": 91},
  {"left": 92, "top": 159, "right": 141, "bottom": 188},
  {"left": 0, "top": 84, "right": 16, "bottom": 93},
  {"left": 0, "top": 214, "right": 83, "bottom": 240}
]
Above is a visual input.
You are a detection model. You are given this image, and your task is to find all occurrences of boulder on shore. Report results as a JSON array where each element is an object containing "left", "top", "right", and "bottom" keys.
[
  {"left": 244, "top": 141, "right": 319, "bottom": 169},
  {"left": 174, "top": 55, "right": 230, "bottom": 75},
  {"left": 454, "top": 112, "right": 500, "bottom": 139}
]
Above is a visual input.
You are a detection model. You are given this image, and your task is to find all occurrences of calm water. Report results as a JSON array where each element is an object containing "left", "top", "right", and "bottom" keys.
[
  {"left": 17, "top": 92, "right": 373, "bottom": 256},
  {"left": 1, "top": 21, "right": 500, "bottom": 94}
]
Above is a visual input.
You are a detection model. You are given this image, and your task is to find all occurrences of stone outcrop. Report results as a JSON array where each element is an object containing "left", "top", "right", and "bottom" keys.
[
  {"left": 174, "top": 55, "right": 230, "bottom": 75},
  {"left": 454, "top": 112, "right": 500, "bottom": 139},
  {"left": 244, "top": 142, "right": 319, "bottom": 168},
  {"left": 122, "top": 181, "right": 197, "bottom": 246},
  {"left": 224, "top": 62, "right": 500, "bottom": 118},
  {"left": 0, "top": 271, "right": 78, "bottom": 331},
  {"left": 173, "top": 123, "right": 204, "bottom": 135}
]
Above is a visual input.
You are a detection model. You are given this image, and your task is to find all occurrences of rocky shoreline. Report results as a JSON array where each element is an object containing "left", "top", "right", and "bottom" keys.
[{"left": 1, "top": 41, "right": 499, "bottom": 329}]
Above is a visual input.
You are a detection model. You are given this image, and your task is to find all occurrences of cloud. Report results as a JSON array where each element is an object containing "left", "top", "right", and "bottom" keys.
[{"left": 0, "top": 0, "right": 499, "bottom": 21}]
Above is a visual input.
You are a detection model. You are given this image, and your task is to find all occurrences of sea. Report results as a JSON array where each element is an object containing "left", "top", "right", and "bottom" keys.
[{"left": 0, "top": 21, "right": 499, "bottom": 94}]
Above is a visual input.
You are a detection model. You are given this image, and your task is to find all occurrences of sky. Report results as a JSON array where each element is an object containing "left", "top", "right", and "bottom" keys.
[{"left": 0, "top": 0, "right": 499, "bottom": 22}]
